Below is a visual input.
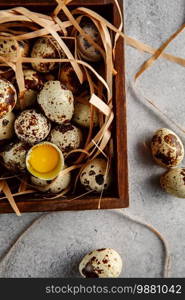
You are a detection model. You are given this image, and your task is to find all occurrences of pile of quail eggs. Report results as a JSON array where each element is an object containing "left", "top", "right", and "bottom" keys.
[
  {"left": 0, "top": 21, "right": 112, "bottom": 196},
  {"left": 151, "top": 128, "right": 185, "bottom": 198}
]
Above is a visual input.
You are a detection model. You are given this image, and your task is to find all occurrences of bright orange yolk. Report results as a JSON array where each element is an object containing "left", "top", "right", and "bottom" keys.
[{"left": 29, "top": 145, "right": 59, "bottom": 173}]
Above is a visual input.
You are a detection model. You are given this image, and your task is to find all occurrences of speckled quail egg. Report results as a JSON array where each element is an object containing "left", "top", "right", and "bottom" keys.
[
  {"left": 80, "top": 158, "right": 111, "bottom": 193},
  {"left": 73, "top": 101, "right": 99, "bottom": 128},
  {"left": 30, "top": 166, "right": 71, "bottom": 193},
  {"left": 0, "top": 78, "right": 17, "bottom": 118},
  {"left": 160, "top": 167, "right": 185, "bottom": 198},
  {"left": 60, "top": 63, "right": 81, "bottom": 94},
  {"left": 31, "top": 36, "right": 65, "bottom": 73},
  {"left": 151, "top": 128, "right": 184, "bottom": 168},
  {"left": 0, "top": 35, "right": 29, "bottom": 57},
  {"left": 38, "top": 81, "right": 74, "bottom": 124},
  {"left": 16, "top": 69, "right": 44, "bottom": 110},
  {"left": 77, "top": 20, "right": 102, "bottom": 62},
  {"left": 14, "top": 109, "right": 51, "bottom": 144},
  {"left": 48, "top": 123, "right": 82, "bottom": 158},
  {"left": 1, "top": 141, "right": 29, "bottom": 172},
  {"left": 79, "top": 248, "right": 122, "bottom": 278},
  {"left": 0, "top": 112, "right": 15, "bottom": 140}
]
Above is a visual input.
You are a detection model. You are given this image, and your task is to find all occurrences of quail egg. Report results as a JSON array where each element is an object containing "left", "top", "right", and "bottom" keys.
[
  {"left": 30, "top": 166, "right": 71, "bottom": 193},
  {"left": 14, "top": 109, "right": 51, "bottom": 144},
  {"left": 80, "top": 158, "right": 111, "bottom": 193},
  {"left": 1, "top": 141, "right": 29, "bottom": 172},
  {"left": 26, "top": 142, "right": 64, "bottom": 180},
  {"left": 0, "top": 78, "right": 17, "bottom": 118},
  {"left": 79, "top": 248, "right": 122, "bottom": 278},
  {"left": 48, "top": 123, "right": 82, "bottom": 158},
  {"left": 77, "top": 20, "right": 102, "bottom": 62},
  {"left": 38, "top": 81, "right": 74, "bottom": 124},
  {"left": 31, "top": 36, "right": 65, "bottom": 73},
  {"left": 160, "top": 167, "right": 185, "bottom": 198},
  {"left": 16, "top": 69, "right": 44, "bottom": 110},
  {"left": 151, "top": 128, "right": 184, "bottom": 168},
  {"left": 73, "top": 101, "right": 99, "bottom": 128},
  {"left": 60, "top": 63, "right": 81, "bottom": 94},
  {"left": 0, "top": 35, "right": 29, "bottom": 57},
  {"left": 0, "top": 112, "right": 15, "bottom": 141}
]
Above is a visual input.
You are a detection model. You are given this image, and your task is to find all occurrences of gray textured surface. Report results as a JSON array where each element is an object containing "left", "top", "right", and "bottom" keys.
[{"left": 0, "top": 0, "right": 185, "bottom": 278}]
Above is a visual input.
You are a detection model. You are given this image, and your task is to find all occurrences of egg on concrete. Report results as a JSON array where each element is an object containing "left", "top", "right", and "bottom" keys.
[
  {"left": 31, "top": 36, "right": 65, "bottom": 73},
  {"left": 60, "top": 63, "right": 81, "bottom": 94},
  {"left": 1, "top": 141, "right": 29, "bottom": 172},
  {"left": 160, "top": 167, "right": 185, "bottom": 198},
  {"left": 0, "top": 112, "right": 15, "bottom": 141},
  {"left": 79, "top": 248, "right": 122, "bottom": 278},
  {"left": 30, "top": 166, "right": 71, "bottom": 194},
  {"left": 151, "top": 128, "right": 184, "bottom": 168},
  {"left": 80, "top": 158, "right": 111, "bottom": 193},
  {"left": 73, "top": 101, "right": 99, "bottom": 128},
  {"left": 14, "top": 109, "right": 51, "bottom": 144},
  {"left": 0, "top": 36, "right": 29, "bottom": 57},
  {"left": 0, "top": 78, "right": 17, "bottom": 118},
  {"left": 16, "top": 69, "right": 44, "bottom": 110},
  {"left": 48, "top": 123, "right": 82, "bottom": 158},
  {"left": 77, "top": 20, "right": 102, "bottom": 62},
  {"left": 38, "top": 81, "right": 74, "bottom": 124}
]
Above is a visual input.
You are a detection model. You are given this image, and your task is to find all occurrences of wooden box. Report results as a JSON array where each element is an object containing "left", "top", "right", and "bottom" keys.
[{"left": 0, "top": 0, "right": 128, "bottom": 213}]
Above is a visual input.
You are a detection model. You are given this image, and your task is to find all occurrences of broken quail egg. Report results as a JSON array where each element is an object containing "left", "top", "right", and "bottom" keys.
[
  {"left": 1, "top": 141, "right": 29, "bottom": 172},
  {"left": 79, "top": 248, "right": 122, "bottom": 278},
  {"left": 31, "top": 36, "right": 65, "bottom": 73},
  {"left": 26, "top": 142, "right": 64, "bottom": 180},
  {"left": 160, "top": 167, "right": 185, "bottom": 198},
  {"left": 48, "top": 123, "right": 82, "bottom": 158},
  {"left": 14, "top": 109, "right": 51, "bottom": 145},
  {"left": 30, "top": 166, "right": 71, "bottom": 193},
  {"left": 0, "top": 111, "right": 15, "bottom": 141},
  {"left": 73, "top": 101, "right": 99, "bottom": 128},
  {"left": 80, "top": 158, "right": 111, "bottom": 193},
  {"left": 38, "top": 81, "right": 74, "bottom": 124},
  {"left": 151, "top": 128, "right": 184, "bottom": 168},
  {"left": 0, "top": 78, "right": 17, "bottom": 118}
]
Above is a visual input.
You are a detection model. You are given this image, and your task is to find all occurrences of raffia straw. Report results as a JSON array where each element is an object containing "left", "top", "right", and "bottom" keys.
[
  {"left": 2, "top": 181, "right": 21, "bottom": 216},
  {"left": 118, "top": 210, "right": 171, "bottom": 278}
]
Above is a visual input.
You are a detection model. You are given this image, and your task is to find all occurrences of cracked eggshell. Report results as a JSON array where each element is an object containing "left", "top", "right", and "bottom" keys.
[
  {"left": 1, "top": 141, "right": 29, "bottom": 172},
  {"left": 80, "top": 158, "right": 111, "bottom": 193},
  {"left": 77, "top": 20, "right": 102, "bottom": 62},
  {"left": 0, "top": 36, "right": 29, "bottom": 57},
  {"left": 14, "top": 109, "right": 51, "bottom": 144},
  {"left": 31, "top": 37, "right": 65, "bottom": 73},
  {"left": 79, "top": 248, "right": 122, "bottom": 278},
  {"left": 0, "top": 78, "right": 17, "bottom": 118},
  {"left": 30, "top": 166, "right": 71, "bottom": 194},
  {"left": 160, "top": 167, "right": 185, "bottom": 198},
  {"left": 151, "top": 128, "right": 184, "bottom": 168},
  {"left": 38, "top": 81, "right": 74, "bottom": 124},
  {"left": 49, "top": 123, "right": 82, "bottom": 158},
  {"left": 0, "top": 112, "right": 15, "bottom": 140},
  {"left": 73, "top": 101, "right": 99, "bottom": 128}
]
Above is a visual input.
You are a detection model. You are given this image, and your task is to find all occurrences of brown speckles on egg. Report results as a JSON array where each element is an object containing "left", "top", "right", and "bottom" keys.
[
  {"left": 160, "top": 167, "right": 185, "bottom": 198},
  {"left": 14, "top": 109, "right": 51, "bottom": 144},
  {"left": 38, "top": 81, "right": 74, "bottom": 124},
  {"left": 80, "top": 158, "right": 111, "bottom": 193},
  {"left": 79, "top": 248, "right": 122, "bottom": 278},
  {"left": 60, "top": 63, "right": 81, "bottom": 94},
  {"left": 0, "top": 111, "right": 15, "bottom": 141},
  {"left": 0, "top": 79, "right": 17, "bottom": 118},
  {"left": 31, "top": 37, "right": 65, "bottom": 73},
  {"left": 151, "top": 128, "right": 184, "bottom": 168},
  {"left": 73, "top": 101, "right": 99, "bottom": 128},
  {"left": 0, "top": 36, "right": 29, "bottom": 57},
  {"left": 48, "top": 123, "right": 82, "bottom": 158}
]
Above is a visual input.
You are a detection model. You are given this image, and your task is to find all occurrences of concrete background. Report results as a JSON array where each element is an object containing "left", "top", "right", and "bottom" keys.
[{"left": 0, "top": 0, "right": 185, "bottom": 277}]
